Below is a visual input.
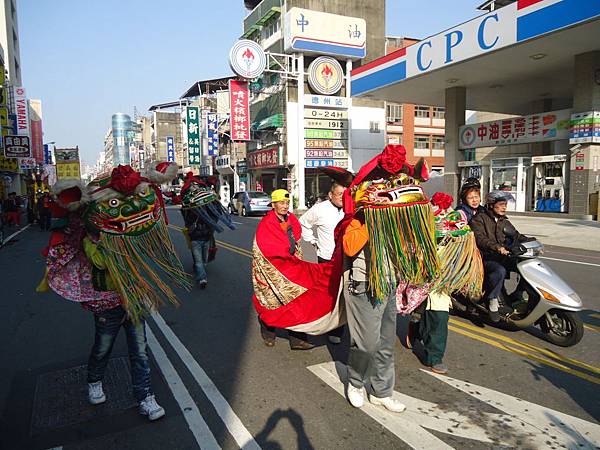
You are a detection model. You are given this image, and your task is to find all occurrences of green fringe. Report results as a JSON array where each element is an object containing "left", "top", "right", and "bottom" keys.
[
  {"left": 99, "top": 218, "right": 192, "bottom": 322},
  {"left": 365, "top": 202, "right": 440, "bottom": 302}
]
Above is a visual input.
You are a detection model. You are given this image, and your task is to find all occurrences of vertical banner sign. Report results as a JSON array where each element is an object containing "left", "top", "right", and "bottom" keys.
[
  {"left": 207, "top": 113, "right": 219, "bottom": 156},
  {"left": 166, "top": 136, "right": 175, "bottom": 162},
  {"left": 13, "top": 87, "right": 30, "bottom": 137},
  {"left": 186, "top": 106, "right": 201, "bottom": 165},
  {"left": 43, "top": 144, "right": 51, "bottom": 164},
  {"left": 30, "top": 119, "right": 43, "bottom": 162},
  {"left": 229, "top": 80, "right": 250, "bottom": 141}
]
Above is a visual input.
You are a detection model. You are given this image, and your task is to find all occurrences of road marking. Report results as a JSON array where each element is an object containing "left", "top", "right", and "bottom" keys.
[
  {"left": 168, "top": 224, "right": 184, "bottom": 231},
  {"left": 448, "top": 325, "right": 600, "bottom": 385},
  {"left": 310, "top": 361, "right": 600, "bottom": 449},
  {"left": 232, "top": 221, "right": 243, "bottom": 225},
  {"left": 151, "top": 312, "right": 261, "bottom": 450},
  {"left": 584, "top": 323, "right": 600, "bottom": 334},
  {"left": 146, "top": 325, "right": 220, "bottom": 450},
  {"left": 449, "top": 318, "right": 600, "bottom": 377},
  {"left": 540, "top": 256, "right": 600, "bottom": 268},
  {"left": 591, "top": 313, "right": 600, "bottom": 319},
  {"left": 2, "top": 224, "right": 30, "bottom": 245},
  {"left": 190, "top": 237, "right": 600, "bottom": 384}
]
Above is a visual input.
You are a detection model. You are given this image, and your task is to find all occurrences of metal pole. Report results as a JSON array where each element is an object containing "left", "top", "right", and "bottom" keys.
[
  {"left": 297, "top": 53, "right": 306, "bottom": 210},
  {"left": 345, "top": 58, "right": 353, "bottom": 172}
]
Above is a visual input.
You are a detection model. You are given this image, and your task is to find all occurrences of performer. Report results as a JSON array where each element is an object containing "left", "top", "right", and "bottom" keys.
[
  {"left": 179, "top": 172, "right": 235, "bottom": 288},
  {"left": 38, "top": 163, "right": 192, "bottom": 421},
  {"left": 341, "top": 144, "right": 433, "bottom": 412},
  {"left": 251, "top": 188, "right": 345, "bottom": 349}
]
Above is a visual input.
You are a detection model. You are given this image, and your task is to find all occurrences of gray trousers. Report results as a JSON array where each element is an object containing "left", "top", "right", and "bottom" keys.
[{"left": 345, "top": 282, "right": 397, "bottom": 398}]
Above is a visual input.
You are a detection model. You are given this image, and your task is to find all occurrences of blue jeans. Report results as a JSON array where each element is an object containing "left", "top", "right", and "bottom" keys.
[
  {"left": 191, "top": 239, "right": 210, "bottom": 282},
  {"left": 483, "top": 259, "right": 507, "bottom": 300},
  {"left": 87, "top": 306, "right": 152, "bottom": 402}
]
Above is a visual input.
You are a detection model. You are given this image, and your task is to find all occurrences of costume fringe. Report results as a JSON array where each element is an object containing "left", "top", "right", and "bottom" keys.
[
  {"left": 99, "top": 218, "right": 192, "bottom": 321},
  {"left": 434, "top": 232, "right": 483, "bottom": 299},
  {"left": 364, "top": 202, "right": 440, "bottom": 302}
]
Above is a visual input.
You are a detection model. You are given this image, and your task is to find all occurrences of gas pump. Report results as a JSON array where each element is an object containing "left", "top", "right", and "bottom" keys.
[
  {"left": 457, "top": 161, "right": 489, "bottom": 197},
  {"left": 531, "top": 155, "right": 567, "bottom": 212}
]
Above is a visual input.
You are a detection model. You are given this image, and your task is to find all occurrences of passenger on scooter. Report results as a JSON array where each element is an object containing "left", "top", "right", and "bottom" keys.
[
  {"left": 469, "top": 191, "right": 528, "bottom": 322},
  {"left": 455, "top": 178, "right": 485, "bottom": 222}
]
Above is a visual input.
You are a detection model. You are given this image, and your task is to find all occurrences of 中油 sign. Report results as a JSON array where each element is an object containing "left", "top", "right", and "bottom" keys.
[
  {"left": 570, "top": 111, "right": 600, "bottom": 144},
  {"left": 307, "top": 57, "right": 344, "bottom": 96},
  {"left": 229, "top": 39, "right": 266, "bottom": 79},
  {"left": 458, "top": 109, "right": 571, "bottom": 149},
  {"left": 305, "top": 129, "right": 348, "bottom": 139},
  {"left": 305, "top": 139, "right": 347, "bottom": 149},
  {"left": 4, "top": 135, "right": 31, "bottom": 158},
  {"left": 284, "top": 8, "right": 366, "bottom": 59},
  {"left": 306, "top": 149, "right": 333, "bottom": 158},
  {"left": 305, "top": 95, "right": 348, "bottom": 109}
]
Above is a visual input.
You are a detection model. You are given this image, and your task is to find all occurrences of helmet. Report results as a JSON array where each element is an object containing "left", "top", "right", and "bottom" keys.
[
  {"left": 485, "top": 190, "right": 514, "bottom": 207},
  {"left": 459, "top": 177, "right": 481, "bottom": 201}
]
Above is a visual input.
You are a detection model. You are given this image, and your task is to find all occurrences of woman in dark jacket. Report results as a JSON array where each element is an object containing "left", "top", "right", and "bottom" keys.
[
  {"left": 455, "top": 178, "right": 485, "bottom": 222},
  {"left": 469, "top": 191, "right": 527, "bottom": 322}
]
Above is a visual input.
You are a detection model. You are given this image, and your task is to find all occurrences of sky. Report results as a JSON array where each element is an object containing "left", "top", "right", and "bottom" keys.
[{"left": 19, "top": 0, "right": 484, "bottom": 165}]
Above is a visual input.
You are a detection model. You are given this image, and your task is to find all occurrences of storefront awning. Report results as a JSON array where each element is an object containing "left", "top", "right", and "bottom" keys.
[{"left": 252, "top": 113, "right": 284, "bottom": 130}]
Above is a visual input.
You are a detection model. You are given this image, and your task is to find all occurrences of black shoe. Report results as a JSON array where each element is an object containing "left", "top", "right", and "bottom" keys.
[
  {"left": 198, "top": 280, "right": 207, "bottom": 289},
  {"left": 489, "top": 309, "right": 501, "bottom": 323}
]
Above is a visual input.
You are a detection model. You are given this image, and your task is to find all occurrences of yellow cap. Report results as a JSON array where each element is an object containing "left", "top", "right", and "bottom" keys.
[{"left": 270, "top": 189, "right": 290, "bottom": 203}]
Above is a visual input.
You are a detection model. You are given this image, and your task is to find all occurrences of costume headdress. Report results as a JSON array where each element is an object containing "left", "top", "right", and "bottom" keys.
[
  {"left": 180, "top": 172, "right": 235, "bottom": 233},
  {"left": 430, "top": 192, "right": 483, "bottom": 299},
  {"left": 81, "top": 163, "right": 192, "bottom": 320},
  {"left": 347, "top": 144, "right": 439, "bottom": 302}
]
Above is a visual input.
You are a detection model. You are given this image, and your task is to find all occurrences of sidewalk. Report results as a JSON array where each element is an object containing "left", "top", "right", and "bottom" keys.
[{"left": 508, "top": 215, "right": 600, "bottom": 252}]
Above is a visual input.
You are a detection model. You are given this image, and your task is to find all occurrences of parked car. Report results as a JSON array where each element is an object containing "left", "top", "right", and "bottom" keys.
[{"left": 229, "top": 191, "right": 271, "bottom": 216}]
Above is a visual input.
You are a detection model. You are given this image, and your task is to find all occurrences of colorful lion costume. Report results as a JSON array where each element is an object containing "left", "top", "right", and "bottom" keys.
[{"left": 38, "top": 162, "right": 192, "bottom": 321}]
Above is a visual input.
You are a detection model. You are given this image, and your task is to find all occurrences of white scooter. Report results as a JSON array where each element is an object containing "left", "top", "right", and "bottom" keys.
[{"left": 453, "top": 238, "right": 585, "bottom": 347}]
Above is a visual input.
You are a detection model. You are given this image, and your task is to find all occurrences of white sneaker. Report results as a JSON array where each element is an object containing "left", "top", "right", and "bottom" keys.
[
  {"left": 369, "top": 395, "right": 406, "bottom": 413},
  {"left": 139, "top": 395, "right": 165, "bottom": 421},
  {"left": 88, "top": 381, "right": 106, "bottom": 405},
  {"left": 346, "top": 384, "right": 365, "bottom": 408}
]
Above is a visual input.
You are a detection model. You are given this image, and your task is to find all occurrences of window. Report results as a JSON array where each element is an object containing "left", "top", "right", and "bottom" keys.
[
  {"left": 386, "top": 103, "right": 403, "bottom": 123},
  {"left": 388, "top": 134, "right": 402, "bottom": 145},
  {"left": 414, "top": 135, "right": 430, "bottom": 149},
  {"left": 432, "top": 136, "right": 444, "bottom": 150},
  {"left": 264, "top": 17, "right": 280, "bottom": 40},
  {"left": 415, "top": 105, "right": 431, "bottom": 118},
  {"left": 369, "top": 121, "right": 381, "bottom": 133},
  {"left": 433, "top": 107, "right": 445, "bottom": 119}
]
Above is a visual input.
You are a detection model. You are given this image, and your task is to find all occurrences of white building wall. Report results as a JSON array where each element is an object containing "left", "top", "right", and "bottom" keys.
[
  {"left": 349, "top": 106, "right": 386, "bottom": 170},
  {"left": 0, "top": 0, "right": 21, "bottom": 85}
]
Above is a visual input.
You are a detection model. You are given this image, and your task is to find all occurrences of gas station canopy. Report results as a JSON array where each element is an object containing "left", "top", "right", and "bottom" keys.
[{"left": 351, "top": 0, "right": 600, "bottom": 115}]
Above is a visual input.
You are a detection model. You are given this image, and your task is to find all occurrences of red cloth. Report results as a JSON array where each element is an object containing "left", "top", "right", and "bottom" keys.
[{"left": 252, "top": 210, "right": 343, "bottom": 329}]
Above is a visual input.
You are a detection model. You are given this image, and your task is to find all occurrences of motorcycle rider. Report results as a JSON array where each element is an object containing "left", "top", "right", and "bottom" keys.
[
  {"left": 455, "top": 178, "right": 485, "bottom": 222},
  {"left": 469, "top": 191, "right": 528, "bottom": 322}
]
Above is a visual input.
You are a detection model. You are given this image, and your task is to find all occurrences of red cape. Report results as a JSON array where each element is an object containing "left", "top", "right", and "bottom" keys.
[{"left": 252, "top": 210, "right": 344, "bottom": 330}]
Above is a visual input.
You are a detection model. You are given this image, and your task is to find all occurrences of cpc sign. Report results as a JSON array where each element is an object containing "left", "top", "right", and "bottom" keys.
[{"left": 405, "top": 5, "right": 516, "bottom": 78}]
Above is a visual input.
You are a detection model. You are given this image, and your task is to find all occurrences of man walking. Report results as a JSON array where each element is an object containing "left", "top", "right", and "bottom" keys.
[{"left": 300, "top": 182, "right": 346, "bottom": 343}]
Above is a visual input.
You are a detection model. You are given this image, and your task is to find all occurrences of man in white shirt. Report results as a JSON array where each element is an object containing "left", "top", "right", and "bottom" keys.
[
  {"left": 300, "top": 183, "right": 346, "bottom": 263},
  {"left": 300, "top": 182, "right": 346, "bottom": 343}
]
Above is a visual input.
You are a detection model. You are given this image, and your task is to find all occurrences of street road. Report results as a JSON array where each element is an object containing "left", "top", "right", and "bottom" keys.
[{"left": 1, "top": 208, "right": 599, "bottom": 450}]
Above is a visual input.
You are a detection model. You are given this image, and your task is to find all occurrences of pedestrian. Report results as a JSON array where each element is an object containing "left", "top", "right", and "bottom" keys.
[
  {"left": 179, "top": 172, "right": 236, "bottom": 289},
  {"left": 38, "top": 192, "right": 52, "bottom": 231},
  {"left": 300, "top": 182, "right": 346, "bottom": 344},
  {"left": 2, "top": 192, "right": 21, "bottom": 227},
  {"left": 341, "top": 144, "right": 433, "bottom": 412},
  {"left": 253, "top": 189, "right": 315, "bottom": 350}
]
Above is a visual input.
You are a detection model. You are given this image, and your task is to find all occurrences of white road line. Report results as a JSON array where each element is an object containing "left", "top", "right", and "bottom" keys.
[
  {"left": 152, "top": 312, "right": 261, "bottom": 450},
  {"left": 2, "top": 224, "right": 30, "bottom": 245},
  {"left": 232, "top": 221, "right": 243, "bottom": 225},
  {"left": 146, "top": 325, "right": 220, "bottom": 450},
  {"left": 540, "top": 256, "right": 600, "bottom": 267}
]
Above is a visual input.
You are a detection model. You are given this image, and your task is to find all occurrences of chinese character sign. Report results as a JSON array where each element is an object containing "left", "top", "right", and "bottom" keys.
[
  {"left": 459, "top": 109, "right": 571, "bottom": 149},
  {"left": 207, "top": 113, "right": 219, "bottom": 156},
  {"left": 4, "top": 135, "right": 31, "bottom": 158},
  {"left": 186, "top": 106, "right": 201, "bottom": 166},
  {"left": 229, "top": 80, "right": 250, "bottom": 141},
  {"left": 166, "top": 136, "right": 175, "bottom": 162}
]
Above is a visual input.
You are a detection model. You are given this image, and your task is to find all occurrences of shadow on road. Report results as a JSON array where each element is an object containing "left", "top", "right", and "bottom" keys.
[{"left": 254, "top": 408, "right": 315, "bottom": 450}]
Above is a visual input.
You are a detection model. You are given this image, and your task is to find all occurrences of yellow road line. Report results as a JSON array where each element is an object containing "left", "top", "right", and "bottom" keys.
[
  {"left": 168, "top": 229, "right": 600, "bottom": 383},
  {"left": 448, "top": 325, "right": 600, "bottom": 385},
  {"left": 168, "top": 224, "right": 184, "bottom": 231},
  {"left": 449, "top": 318, "right": 600, "bottom": 376},
  {"left": 584, "top": 323, "right": 600, "bottom": 334},
  {"left": 590, "top": 313, "right": 600, "bottom": 319}
]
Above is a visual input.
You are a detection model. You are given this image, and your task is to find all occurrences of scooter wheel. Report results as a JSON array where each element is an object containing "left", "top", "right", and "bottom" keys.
[{"left": 539, "top": 309, "right": 584, "bottom": 347}]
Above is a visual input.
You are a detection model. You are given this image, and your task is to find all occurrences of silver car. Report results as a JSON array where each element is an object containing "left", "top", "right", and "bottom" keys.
[{"left": 229, "top": 191, "right": 271, "bottom": 216}]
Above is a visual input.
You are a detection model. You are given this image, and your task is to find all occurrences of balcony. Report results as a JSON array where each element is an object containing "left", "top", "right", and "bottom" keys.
[{"left": 243, "top": 0, "right": 282, "bottom": 35}]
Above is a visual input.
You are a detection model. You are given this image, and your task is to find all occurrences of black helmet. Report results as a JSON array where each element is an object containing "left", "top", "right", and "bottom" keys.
[
  {"left": 485, "top": 190, "right": 514, "bottom": 207},
  {"left": 459, "top": 177, "right": 481, "bottom": 201}
]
